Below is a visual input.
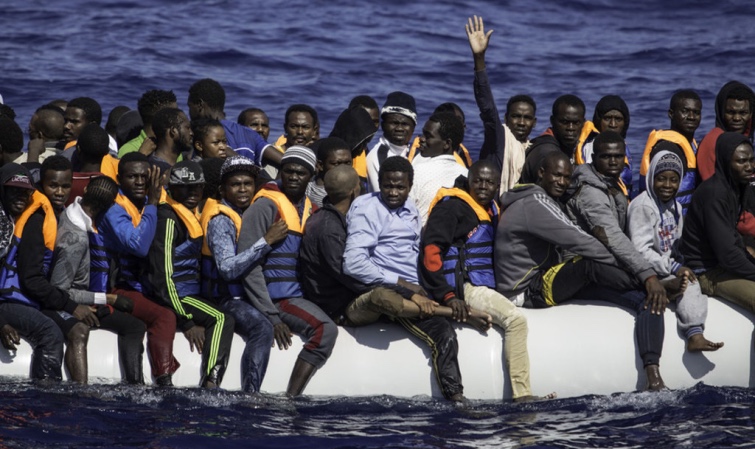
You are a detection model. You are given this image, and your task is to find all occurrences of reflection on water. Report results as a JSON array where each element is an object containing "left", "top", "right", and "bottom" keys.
[{"left": 0, "top": 378, "right": 752, "bottom": 448}]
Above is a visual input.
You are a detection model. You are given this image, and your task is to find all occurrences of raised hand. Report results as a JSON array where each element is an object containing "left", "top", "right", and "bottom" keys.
[{"left": 465, "top": 15, "right": 493, "bottom": 56}]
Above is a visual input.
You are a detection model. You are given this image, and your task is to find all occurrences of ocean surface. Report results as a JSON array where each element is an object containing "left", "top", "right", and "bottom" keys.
[{"left": 2, "top": 0, "right": 755, "bottom": 447}]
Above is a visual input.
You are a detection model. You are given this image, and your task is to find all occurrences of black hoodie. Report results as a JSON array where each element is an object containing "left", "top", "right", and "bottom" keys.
[{"left": 680, "top": 132, "right": 755, "bottom": 279}]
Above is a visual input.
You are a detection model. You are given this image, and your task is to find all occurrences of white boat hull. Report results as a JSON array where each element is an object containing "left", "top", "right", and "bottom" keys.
[{"left": 1, "top": 297, "right": 752, "bottom": 399}]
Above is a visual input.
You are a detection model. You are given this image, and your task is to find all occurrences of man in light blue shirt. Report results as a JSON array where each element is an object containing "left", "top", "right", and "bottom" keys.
[{"left": 343, "top": 156, "right": 468, "bottom": 403}]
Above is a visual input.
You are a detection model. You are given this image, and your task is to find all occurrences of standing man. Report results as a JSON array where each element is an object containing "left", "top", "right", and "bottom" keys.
[
  {"left": 639, "top": 90, "right": 703, "bottom": 212},
  {"left": 366, "top": 92, "right": 417, "bottom": 192},
  {"left": 187, "top": 78, "right": 281, "bottom": 168},
  {"left": 466, "top": 17, "right": 537, "bottom": 194},
  {"left": 239, "top": 145, "right": 337, "bottom": 397}
]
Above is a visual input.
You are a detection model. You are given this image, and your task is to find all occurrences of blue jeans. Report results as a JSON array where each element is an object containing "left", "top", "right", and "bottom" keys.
[
  {"left": 0, "top": 302, "right": 64, "bottom": 380},
  {"left": 219, "top": 297, "right": 273, "bottom": 392}
]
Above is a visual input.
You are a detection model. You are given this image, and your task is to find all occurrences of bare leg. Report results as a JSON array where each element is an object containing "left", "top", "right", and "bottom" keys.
[
  {"left": 645, "top": 364, "right": 666, "bottom": 391},
  {"left": 286, "top": 357, "right": 317, "bottom": 397},
  {"left": 687, "top": 333, "right": 724, "bottom": 352},
  {"left": 65, "top": 323, "right": 90, "bottom": 384}
]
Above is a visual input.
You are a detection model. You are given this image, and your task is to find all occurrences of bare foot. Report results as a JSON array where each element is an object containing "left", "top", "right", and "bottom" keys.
[
  {"left": 687, "top": 333, "right": 724, "bottom": 352},
  {"left": 467, "top": 309, "right": 492, "bottom": 333},
  {"left": 661, "top": 277, "right": 687, "bottom": 300},
  {"left": 513, "top": 392, "right": 557, "bottom": 403},
  {"left": 645, "top": 364, "right": 666, "bottom": 391}
]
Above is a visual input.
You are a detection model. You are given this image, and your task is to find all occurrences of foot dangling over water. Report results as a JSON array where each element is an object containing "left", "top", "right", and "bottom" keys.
[{"left": 687, "top": 333, "right": 724, "bottom": 352}]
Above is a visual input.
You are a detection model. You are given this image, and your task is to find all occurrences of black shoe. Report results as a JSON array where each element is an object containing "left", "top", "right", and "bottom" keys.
[{"left": 155, "top": 374, "right": 173, "bottom": 387}]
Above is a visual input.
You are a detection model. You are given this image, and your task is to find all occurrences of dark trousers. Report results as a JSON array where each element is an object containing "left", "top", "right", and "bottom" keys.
[
  {"left": 396, "top": 316, "right": 463, "bottom": 399},
  {"left": 219, "top": 297, "right": 273, "bottom": 393},
  {"left": 180, "top": 296, "right": 235, "bottom": 386},
  {"left": 529, "top": 258, "right": 664, "bottom": 367},
  {"left": 0, "top": 302, "right": 63, "bottom": 381},
  {"left": 42, "top": 306, "right": 147, "bottom": 384}
]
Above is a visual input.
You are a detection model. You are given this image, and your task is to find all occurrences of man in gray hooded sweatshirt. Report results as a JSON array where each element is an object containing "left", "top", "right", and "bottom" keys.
[{"left": 496, "top": 148, "right": 670, "bottom": 391}]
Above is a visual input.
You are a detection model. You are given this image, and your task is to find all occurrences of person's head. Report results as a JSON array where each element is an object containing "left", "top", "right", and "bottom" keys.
[
  {"left": 537, "top": 151, "right": 573, "bottom": 199},
  {"left": 648, "top": 150, "right": 683, "bottom": 204},
  {"left": 314, "top": 137, "right": 352, "bottom": 178},
  {"left": 284, "top": 104, "right": 319, "bottom": 147},
  {"left": 29, "top": 105, "right": 65, "bottom": 141},
  {"left": 49, "top": 99, "right": 67, "bottom": 112},
  {"left": 593, "top": 95, "right": 630, "bottom": 137},
  {"left": 187, "top": 78, "right": 225, "bottom": 120},
  {"left": 219, "top": 156, "right": 259, "bottom": 210},
  {"left": 152, "top": 108, "right": 193, "bottom": 153},
  {"left": 168, "top": 160, "right": 205, "bottom": 210},
  {"left": 592, "top": 131, "right": 626, "bottom": 179},
  {"left": 468, "top": 160, "right": 501, "bottom": 206},
  {"left": 64, "top": 97, "right": 102, "bottom": 141},
  {"left": 715, "top": 132, "right": 755, "bottom": 187},
  {"left": 0, "top": 104, "right": 16, "bottom": 120},
  {"left": 324, "top": 165, "right": 360, "bottom": 206},
  {"left": 39, "top": 155, "right": 72, "bottom": 211},
  {"left": 80, "top": 175, "right": 119, "bottom": 217},
  {"left": 0, "top": 163, "right": 35, "bottom": 218},
  {"left": 192, "top": 118, "right": 229, "bottom": 159},
  {"left": 668, "top": 89, "right": 702, "bottom": 141},
  {"left": 0, "top": 116, "right": 24, "bottom": 163},
  {"left": 505, "top": 95, "right": 537, "bottom": 143},
  {"left": 378, "top": 156, "right": 413, "bottom": 209},
  {"left": 105, "top": 106, "right": 130, "bottom": 139},
  {"left": 117, "top": 152, "right": 152, "bottom": 204},
  {"left": 419, "top": 112, "right": 464, "bottom": 158},
  {"left": 137, "top": 89, "right": 178, "bottom": 127},
  {"left": 329, "top": 107, "right": 376, "bottom": 155},
  {"left": 349, "top": 95, "right": 380, "bottom": 131},
  {"left": 550, "top": 95, "right": 585, "bottom": 150},
  {"left": 237, "top": 108, "right": 270, "bottom": 141},
  {"left": 280, "top": 145, "right": 316, "bottom": 202},
  {"left": 76, "top": 124, "right": 110, "bottom": 164},
  {"left": 434, "top": 102, "right": 466, "bottom": 129},
  {"left": 381, "top": 91, "right": 417, "bottom": 146},
  {"left": 715, "top": 81, "right": 755, "bottom": 136},
  {"left": 199, "top": 157, "right": 225, "bottom": 201},
  {"left": 114, "top": 110, "right": 144, "bottom": 148}
]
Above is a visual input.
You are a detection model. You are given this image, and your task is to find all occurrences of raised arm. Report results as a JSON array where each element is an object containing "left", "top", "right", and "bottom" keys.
[{"left": 466, "top": 15, "right": 493, "bottom": 71}]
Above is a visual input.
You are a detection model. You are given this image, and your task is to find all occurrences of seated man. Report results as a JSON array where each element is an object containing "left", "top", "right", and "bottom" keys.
[
  {"left": 68, "top": 124, "right": 120, "bottom": 206},
  {"left": 497, "top": 151, "right": 675, "bottom": 390},
  {"left": 366, "top": 92, "right": 417, "bottom": 192},
  {"left": 274, "top": 104, "right": 320, "bottom": 152},
  {"left": 118, "top": 89, "right": 177, "bottom": 158},
  {"left": 301, "top": 164, "right": 489, "bottom": 328},
  {"left": 628, "top": 149, "right": 723, "bottom": 352},
  {"left": 98, "top": 153, "right": 181, "bottom": 386},
  {"left": 421, "top": 160, "right": 547, "bottom": 402},
  {"left": 148, "top": 108, "right": 194, "bottom": 176},
  {"left": 343, "top": 156, "right": 480, "bottom": 403},
  {"left": 201, "top": 156, "right": 280, "bottom": 393},
  {"left": 26, "top": 104, "right": 67, "bottom": 164},
  {"left": 38, "top": 155, "right": 72, "bottom": 218},
  {"left": 238, "top": 145, "right": 337, "bottom": 397},
  {"left": 148, "top": 161, "right": 235, "bottom": 388},
  {"left": 0, "top": 164, "right": 64, "bottom": 381},
  {"left": 328, "top": 107, "right": 376, "bottom": 192},
  {"left": 680, "top": 132, "right": 755, "bottom": 315},
  {"left": 237, "top": 108, "right": 270, "bottom": 141},
  {"left": 49, "top": 175, "right": 147, "bottom": 384}
]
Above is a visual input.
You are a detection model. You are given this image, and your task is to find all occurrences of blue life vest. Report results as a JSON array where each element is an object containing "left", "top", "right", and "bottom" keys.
[
  {"left": 252, "top": 185, "right": 313, "bottom": 301},
  {"left": 200, "top": 198, "right": 245, "bottom": 299},
  {"left": 162, "top": 196, "right": 203, "bottom": 298},
  {"left": 88, "top": 230, "right": 109, "bottom": 293},
  {"left": 427, "top": 188, "right": 499, "bottom": 295},
  {"left": 0, "top": 192, "right": 57, "bottom": 308}
]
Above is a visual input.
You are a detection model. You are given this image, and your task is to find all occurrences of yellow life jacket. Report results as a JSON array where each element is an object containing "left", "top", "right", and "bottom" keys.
[
  {"left": 199, "top": 198, "right": 242, "bottom": 257},
  {"left": 640, "top": 129, "right": 697, "bottom": 176},
  {"left": 408, "top": 137, "right": 472, "bottom": 168}
]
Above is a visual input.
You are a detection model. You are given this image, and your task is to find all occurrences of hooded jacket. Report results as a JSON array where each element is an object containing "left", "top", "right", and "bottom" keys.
[
  {"left": 495, "top": 183, "right": 615, "bottom": 297},
  {"left": 627, "top": 150, "right": 684, "bottom": 277},
  {"left": 698, "top": 81, "right": 755, "bottom": 181},
  {"left": 680, "top": 132, "right": 755, "bottom": 280},
  {"left": 566, "top": 163, "right": 656, "bottom": 282},
  {"left": 329, "top": 107, "right": 377, "bottom": 179}
]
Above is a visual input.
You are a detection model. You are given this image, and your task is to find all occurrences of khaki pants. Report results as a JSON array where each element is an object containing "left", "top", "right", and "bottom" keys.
[
  {"left": 345, "top": 287, "right": 405, "bottom": 326},
  {"left": 463, "top": 283, "right": 532, "bottom": 399},
  {"left": 699, "top": 267, "right": 755, "bottom": 313}
]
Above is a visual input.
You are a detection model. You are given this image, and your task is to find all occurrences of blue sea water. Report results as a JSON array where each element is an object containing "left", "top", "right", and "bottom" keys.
[{"left": 2, "top": 0, "right": 755, "bottom": 447}]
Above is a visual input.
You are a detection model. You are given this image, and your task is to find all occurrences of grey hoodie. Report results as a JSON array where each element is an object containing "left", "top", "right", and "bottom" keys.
[
  {"left": 566, "top": 164, "right": 656, "bottom": 282},
  {"left": 495, "top": 183, "right": 616, "bottom": 297}
]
